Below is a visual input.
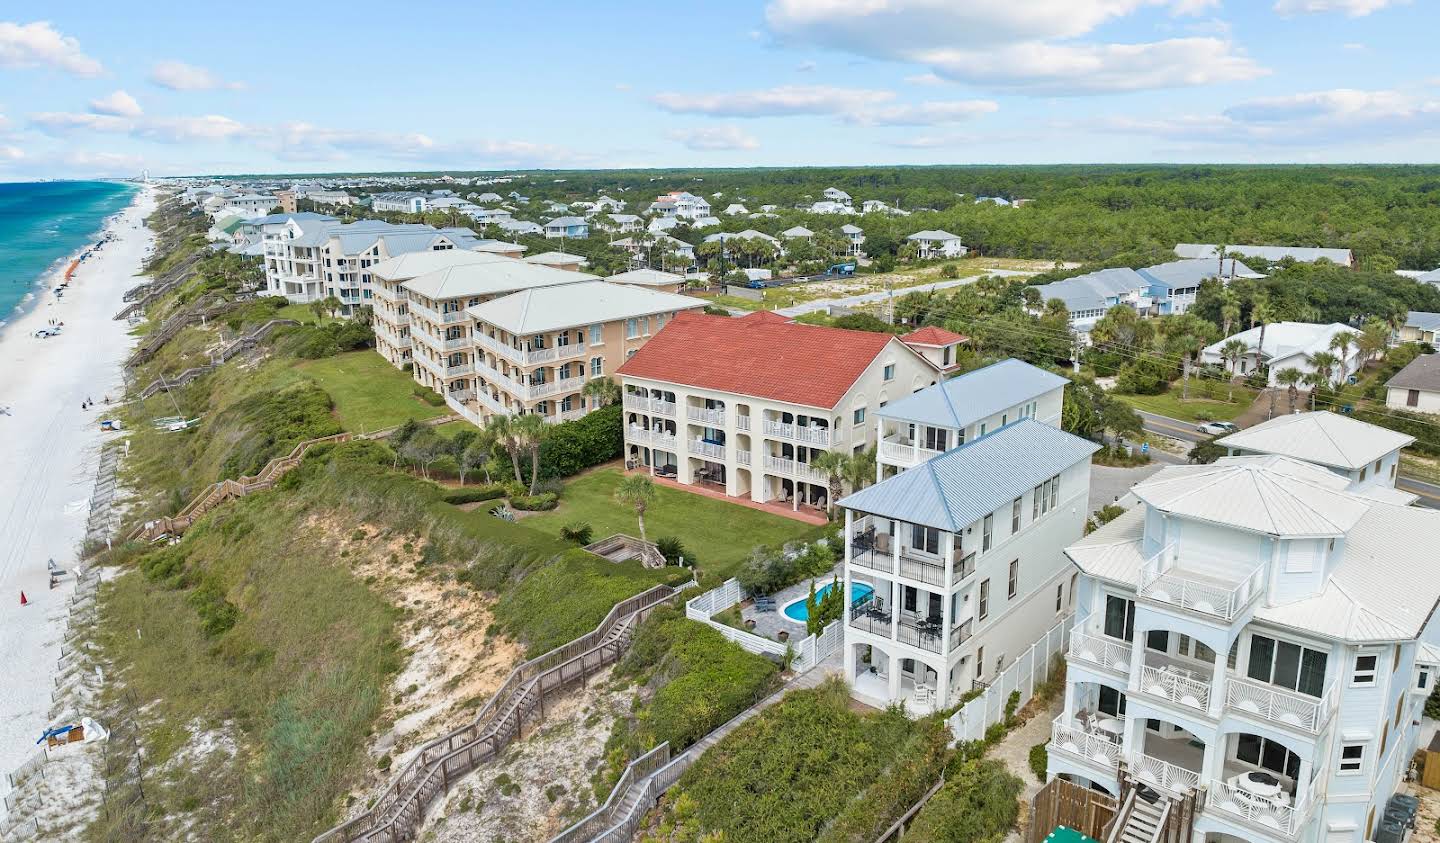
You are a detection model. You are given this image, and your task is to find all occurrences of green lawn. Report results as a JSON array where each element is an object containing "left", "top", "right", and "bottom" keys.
[
  {"left": 296, "top": 351, "right": 448, "bottom": 432},
  {"left": 274, "top": 302, "right": 336, "bottom": 325},
  {"left": 1118, "top": 382, "right": 1258, "bottom": 424},
  {"left": 523, "top": 468, "right": 824, "bottom": 582}
]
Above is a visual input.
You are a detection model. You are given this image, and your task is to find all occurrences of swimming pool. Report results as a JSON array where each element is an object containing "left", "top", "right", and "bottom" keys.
[{"left": 782, "top": 581, "right": 875, "bottom": 623}]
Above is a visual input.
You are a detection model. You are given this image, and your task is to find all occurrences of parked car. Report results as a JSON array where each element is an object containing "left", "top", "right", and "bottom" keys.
[{"left": 1196, "top": 421, "right": 1238, "bottom": 436}]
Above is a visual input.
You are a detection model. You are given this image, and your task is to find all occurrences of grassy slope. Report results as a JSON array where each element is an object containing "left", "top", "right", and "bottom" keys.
[
  {"left": 296, "top": 350, "right": 448, "bottom": 432},
  {"left": 522, "top": 468, "right": 824, "bottom": 581},
  {"left": 1118, "top": 381, "right": 1258, "bottom": 423}
]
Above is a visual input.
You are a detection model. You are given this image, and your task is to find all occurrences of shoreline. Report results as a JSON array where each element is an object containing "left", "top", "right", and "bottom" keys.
[
  {"left": 0, "top": 184, "right": 157, "bottom": 787},
  {"left": 0, "top": 187, "right": 141, "bottom": 342}
]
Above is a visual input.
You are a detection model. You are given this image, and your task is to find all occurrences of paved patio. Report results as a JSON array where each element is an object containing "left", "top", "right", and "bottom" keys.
[
  {"left": 624, "top": 468, "right": 829, "bottom": 525},
  {"left": 740, "top": 563, "right": 845, "bottom": 641}
]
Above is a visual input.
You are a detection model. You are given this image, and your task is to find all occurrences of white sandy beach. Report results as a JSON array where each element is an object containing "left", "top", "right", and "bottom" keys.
[{"left": 0, "top": 186, "right": 155, "bottom": 783}]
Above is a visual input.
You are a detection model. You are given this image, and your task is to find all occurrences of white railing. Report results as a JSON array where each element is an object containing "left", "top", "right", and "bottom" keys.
[
  {"left": 524, "top": 376, "right": 585, "bottom": 401},
  {"left": 735, "top": 415, "right": 751, "bottom": 431},
  {"left": 948, "top": 617, "right": 1070, "bottom": 742},
  {"left": 478, "top": 331, "right": 589, "bottom": 366},
  {"left": 624, "top": 394, "right": 677, "bottom": 417},
  {"left": 1067, "top": 630, "right": 1134, "bottom": 676},
  {"left": 1139, "top": 543, "right": 1265, "bottom": 621},
  {"left": 445, "top": 394, "right": 482, "bottom": 426},
  {"left": 408, "top": 300, "right": 469, "bottom": 325},
  {"left": 448, "top": 388, "right": 476, "bottom": 403},
  {"left": 1133, "top": 753, "right": 1200, "bottom": 795},
  {"left": 878, "top": 436, "right": 941, "bottom": 466},
  {"left": 684, "top": 578, "right": 841, "bottom": 675},
  {"left": 547, "top": 408, "right": 586, "bottom": 425},
  {"left": 762, "top": 420, "right": 832, "bottom": 446},
  {"left": 1206, "top": 778, "right": 1308, "bottom": 837},
  {"left": 688, "top": 440, "right": 725, "bottom": 459},
  {"left": 735, "top": 449, "right": 751, "bottom": 465},
  {"left": 394, "top": 312, "right": 411, "bottom": 327},
  {"left": 653, "top": 432, "right": 677, "bottom": 451},
  {"left": 1050, "top": 716, "right": 1121, "bottom": 771},
  {"left": 443, "top": 362, "right": 474, "bottom": 378},
  {"left": 627, "top": 426, "right": 653, "bottom": 444},
  {"left": 1138, "top": 664, "right": 1211, "bottom": 712},
  {"left": 1226, "top": 676, "right": 1335, "bottom": 734},
  {"left": 441, "top": 336, "right": 469, "bottom": 352},
  {"left": 762, "top": 455, "right": 826, "bottom": 483},
  {"left": 687, "top": 406, "right": 725, "bottom": 426}
]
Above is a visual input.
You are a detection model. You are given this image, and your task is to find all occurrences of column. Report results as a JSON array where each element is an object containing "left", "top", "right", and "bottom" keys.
[
  {"left": 1199, "top": 734, "right": 1222, "bottom": 785},
  {"left": 844, "top": 510, "right": 853, "bottom": 570},
  {"left": 941, "top": 532, "right": 955, "bottom": 658},
  {"left": 887, "top": 651, "right": 902, "bottom": 701},
  {"left": 1127, "top": 625, "right": 1146, "bottom": 695},
  {"left": 1207, "top": 647, "right": 1228, "bottom": 719},
  {"left": 890, "top": 579, "right": 900, "bottom": 643},
  {"left": 1064, "top": 679, "right": 1078, "bottom": 721},
  {"left": 1296, "top": 757, "right": 1313, "bottom": 806}
]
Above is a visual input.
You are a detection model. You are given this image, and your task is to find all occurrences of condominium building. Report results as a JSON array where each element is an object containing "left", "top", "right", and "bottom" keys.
[
  {"left": 875, "top": 358, "right": 1068, "bottom": 478},
  {"left": 840, "top": 420, "right": 1099, "bottom": 713},
  {"left": 1050, "top": 455, "right": 1440, "bottom": 843},
  {"left": 616, "top": 311, "right": 941, "bottom": 512},
  {"left": 461, "top": 281, "right": 705, "bottom": 426},
  {"left": 1216, "top": 411, "right": 1417, "bottom": 505}
]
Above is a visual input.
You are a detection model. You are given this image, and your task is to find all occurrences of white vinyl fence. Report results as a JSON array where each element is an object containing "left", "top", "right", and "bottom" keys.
[
  {"left": 685, "top": 578, "right": 842, "bottom": 674},
  {"left": 947, "top": 616, "right": 1071, "bottom": 743}
]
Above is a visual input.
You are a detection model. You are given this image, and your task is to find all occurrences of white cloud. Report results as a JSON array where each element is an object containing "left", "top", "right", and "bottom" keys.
[
  {"left": 64, "top": 150, "right": 146, "bottom": 172},
  {"left": 667, "top": 126, "right": 761, "bottom": 151},
  {"left": 795, "top": 60, "right": 817, "bottom": 72},
  {"left": 0, "top": 144, "right": 23, "bottom": 160},
  {"left": 915, "top": 37, "right": 1265, "bottom": 95},
  {"left": 848, "top": 99, "right": 999, "bottom": 126},
  {"left": 763, "top": 0, "right": 1265, "bottom": 96},
  {"left": 136, "top": 114, "right": 248, "bottom": 143},
  {"left": 89, "top": 90, "right": 142, "bottom": 118},
  {"left": 30, "top": 111, "right": 130, "bottom": 135},
  {"left": 1273, "top": 0, "right": 1406, "bottom": 16},
  {"left": 652, "top": 85, "right": 893, "bottom": 118},
  {"left": 903, "top": 73, "right": 946, "bottom": 86},
  {"left": 1342, "top": 42, "right": 1366, "bottom": 50},
  {"left": 148, "top": 60, "right": 244, "bottom": 91},
  {"left": 0, "top": 21, "right": 103, "bottom": 76}
]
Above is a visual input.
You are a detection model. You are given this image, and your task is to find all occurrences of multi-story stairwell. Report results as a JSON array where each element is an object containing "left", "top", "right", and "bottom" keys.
[{"left": 1106, "top": 787, "right": 1171, "bottom": 843}]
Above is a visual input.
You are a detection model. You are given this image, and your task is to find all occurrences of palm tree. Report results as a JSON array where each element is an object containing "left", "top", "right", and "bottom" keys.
[
  {"left": 1219, "top": 338, "right": 1248, "bottom": 402},
  {"left": 843, "top": 446, "right": 877, "bottom": 493},
  {"left": 809, "top": 450, "right": 851, "bottom": 518},
  {"left": 582, "top": 376, "right": 621, "bottom": 408},
  {"left": 614, "top": 474, "right": 657, "bottom": 543},
  {"left": 1175, "top": 334, "right": 1205, "bottom": 400},
  {"left": 1328, "top": 331, "right": 1357, "bottom": 383},
  {"left": 1250, "top": 294, "right": 1276, "bottom": 377},
  {"left": 1275, "top": 367, "right": 1304, "bottom": 414},
  {"left": 1219, "top": 289, "right": 1241, "bottom": 338},
  {"left": 512, "top": 412, "right": 549, "bottom": 495},
  {"left": 486, "top": 415, "right": 524, "bottom": 486},
  {"left": 1357, "top": 319, "right": 1389, "bottom": 370},
  {"left": 1307, "top": 351, "right": 1340, "bottom": 410}
]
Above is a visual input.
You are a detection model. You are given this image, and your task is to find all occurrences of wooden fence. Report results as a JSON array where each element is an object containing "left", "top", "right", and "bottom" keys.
[
  {"left": 1026, "top": 774, "right": 1199, "bottom": 843},
  {"left": 135, "top": 318, "right": 298, "bottom": 398},
  {"left": 313, "top": 581, "right": 695, "bottom": 843}
]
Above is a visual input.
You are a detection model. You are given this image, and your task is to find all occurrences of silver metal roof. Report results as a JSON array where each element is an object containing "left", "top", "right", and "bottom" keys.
[
  {"left": 876, "top": 358, "right": 1069, "bottom": 428},
  {"left": 838, "top": 419, "right": 1098, "bottom": 531}
]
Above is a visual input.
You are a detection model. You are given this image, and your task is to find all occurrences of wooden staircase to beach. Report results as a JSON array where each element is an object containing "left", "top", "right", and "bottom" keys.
[
  {"left": 312, "top": 583, "right": 692, "bottom": 843},
  {"left": 134, "top": 319, "right": 298, "bottom": 398}
]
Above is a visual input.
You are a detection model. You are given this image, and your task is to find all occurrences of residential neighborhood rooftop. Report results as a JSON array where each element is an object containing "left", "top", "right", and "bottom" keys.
[
  {"left": 466, "top": 280, "right": 703, "bottom": 334},
  {"left": 605, "top": 268, "right": 685, "bottom": 287},
  {"left": 899, "top": 326, "right": 967, "bottom": 347},
  {"left": 1174, "top": 242, "right": 1355, "bottom": 265},
  {"left": 401, "top": 256, "right": 596, "bottom": 300},
  {"left": 875, "top": 358, "right": 1068, "bottom": 427},
  {"left": 838, "top": 419, "right": 1099, "bottom": 531},
  {"left": 1216, "top": 410, "right": 1415, "bottom": 471},
  {"left": 1404, "top": 311, "right": 1440, "bottom": 333},
  {"left": 617, "top": 311, "right": 910, "bottom": 409},
  {"left": 1386, "top": 352, "right": 1440, "bottom": 393}
]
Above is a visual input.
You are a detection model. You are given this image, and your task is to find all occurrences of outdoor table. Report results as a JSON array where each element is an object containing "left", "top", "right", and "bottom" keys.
[
  {"left": 1095, "top": 718, "right": 1123, "bottom": 737},
  {"left": 1235, "top": 771, "right": 1283, "bottom": 800}
]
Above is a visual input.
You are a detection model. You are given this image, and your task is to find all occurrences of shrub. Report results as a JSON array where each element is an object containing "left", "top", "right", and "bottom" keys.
[
  {"left": 441, "top": 484, "right": 507, "bottom": 505},
  {"left": 1114, "top": 357, "right": 1171, "bottom": 395},
  {"left": 816, "top": 717, "right": 951, "bottom": 843},
  {"left": 561, "top": 521, "right": 594, "bottom": 545},
  {"left": 274, "top": 321, "right": 374, "bottom": 359},
  {"left": 902, "top": 759, "right": 1021, "bottom": 843},
  {"left": 655, "top": 535, "right": 687, "bottom": 565},
  {"left": 411, "top": 383, "right": 446, "bottom": 407},
  {"left": 1028, "top": 742, "right": 1048, "bottom": 782},
  {"left": 510, "top": 492, "right": 559, "bottom": 511},
  {"left": 535, "top": 403, "right": 623, "bottom": 479}
]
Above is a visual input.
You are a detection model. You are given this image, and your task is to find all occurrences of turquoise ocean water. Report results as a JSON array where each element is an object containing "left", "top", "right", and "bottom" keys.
[{"left": 0, "top": 181, "right": 136, "bottom": 328}]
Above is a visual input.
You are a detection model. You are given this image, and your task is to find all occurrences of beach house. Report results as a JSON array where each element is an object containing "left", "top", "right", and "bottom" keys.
[
  {"left": 1216, "top": 411, "right": 1416, "bottom": 504},
  {"left": 906, "top": 230, "right": 967, "bottom": 259},
  {"left": 1200, "top": 322, "right": 1364, "bottom": 387},
  {"left": 1050, "top": 455, "right": 1440, "bottom": 843}
]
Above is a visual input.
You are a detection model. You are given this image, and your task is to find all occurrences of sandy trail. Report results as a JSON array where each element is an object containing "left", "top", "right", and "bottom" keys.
[{"left": 0, "top": 185, "right": 155, "bottom": 782}]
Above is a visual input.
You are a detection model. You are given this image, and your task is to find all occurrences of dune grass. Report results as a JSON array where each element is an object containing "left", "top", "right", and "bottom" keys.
[{"left": 296, "top": 351, "right": 448, "bottom": 432}]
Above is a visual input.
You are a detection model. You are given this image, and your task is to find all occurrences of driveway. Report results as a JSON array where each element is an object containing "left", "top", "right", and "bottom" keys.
[{"left": 1090, "top": 463, "right": 1164, "bottom": 510}]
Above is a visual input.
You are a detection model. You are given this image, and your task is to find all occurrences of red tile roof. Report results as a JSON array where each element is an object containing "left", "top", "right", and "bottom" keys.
[
  {"left": 738, "top": 309, "right": 793, "bottom": 324},
  {"left": 901, "top": 326, "right": 967, "bottom": 346},
  {"left": 618, "top": 311, "right": 902, "bottom": 409}
]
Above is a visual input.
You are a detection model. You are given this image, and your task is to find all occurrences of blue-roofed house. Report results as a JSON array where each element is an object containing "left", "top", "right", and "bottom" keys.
[
  {"left": 1028, "top": 268, "right": 1152, "bottom": 342},
  {"left": 543, "top": 216, "right": 590, "bottom": 239},
  {"left": 839, "top": 418, "right": 1099, "bottom": 714},
  {"left": 875, "top": 358, "right": 1070, "bottom": 476},
  {"left": 1136, "top": 258, "right": 1263, "bottom": 317}
]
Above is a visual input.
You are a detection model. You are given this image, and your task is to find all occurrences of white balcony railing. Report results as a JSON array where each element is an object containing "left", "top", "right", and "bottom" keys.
[
  {"left": 687, "top": 406, "right": 726, "bottom": 426},
  {"left": 735, "top": 449, "right": 751, "bottom": 465},
  {"left": 524, "top": 376, "right": 585, "bottom": 401},
  {"left": 1132, "top": 753, "right": 1200, "bottom": 796},
  {"left": 547, "top": 408, "right": 586, "bottom": 424},
  {"left": 441, "top": 336, "right": 469, "bottom": 352},
  {"left": 688, "top": 440, "right": 725, "bottom": 459},
  {"left": 444, "top": 393, "right": 481, "bottom": 426},
  {"left": 1138, "top": 664, "right": 1211, "bottom": 712},
  {"left": 476, "top": 331, "right": 589, "bottom": 366},
  {"left": 879, "top": 436, "right": 942, "bottom": 466},
  {"left": 1206, "top": 778, "right": 1309, "bottom": 837},
  {"left": 1050, "top": 716, "right": 1121, "bottom": 771},
  {"left": 623, "top": 394, "right": 677, "bottom": 417},
  {"left": 763, "top": 455, "right": 827, "bottom": 484},
  {"left": 653, "top": 432, "right": 678, "bottom": 451},
  {"left": 1226, "top": 677, "right": 1335, "bottom": 735},
  {"left": 763, "top": 419, "right": 832, "bottom": 446},
  {"left": 735, "top": 415, "right": 751, "bottom": 432},
  {"left": 1067, "top": 630, "right": 1134, "bottom": 676},
  {"left": 627, "top": 425, "right": 653, "bottom": 444},
  {"left": 1138, "top": 543, "right": 1265, "bottom": 621},
  {"left": 409, "top": 300, "right": 469, "bottom": 325},
  {"left": 393, "top": 312, "right": 411, "bottom": 327},
  {"left": 443, "top": 362, "right": 474, "bottom": 378}
]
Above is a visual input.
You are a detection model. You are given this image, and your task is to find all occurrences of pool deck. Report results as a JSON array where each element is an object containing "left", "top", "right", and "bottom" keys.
[{"left": 742, "top": 563, "right": 844, "bottom": 641}]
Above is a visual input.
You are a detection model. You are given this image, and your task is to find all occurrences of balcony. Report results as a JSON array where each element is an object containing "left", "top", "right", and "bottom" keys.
[
  {"left": 898, "top": 553, "right": 945, "bottom": 587},
  {"left": 735, "top": 449, "right": 751, "bottom": 466},
  {"left": 763, "top": 419, "right": 831, "bottom": 446},
  {"left": 476, "top": 331, "right": 588, "bottom": 366},
  {"left": 687, "top": 405, "right": 726, "bottom": 426},
  {"left": 440, "top": 335, "right": 470, "bottom": 352},
  {"left": 443, "top": 362, "right": 475, "bottom": 378},
  {"left": 623, "top": 394, "right": 677, "bottom": 416},
  {"left": 523, "top": 376, "right": 585, "bottom": 401},
  {"left": 1132, "top": 753, "right": 1201, "bottom": 796},
  {"left": 1205, "top": 777, "right": 1312, "bottom": 838},
  {"left": 444, "top": 393, "right": 481, "bottom": 426},
  {"left": 653, "top": 432, "right": 678, "bottom": 451},
  {"left": 1137, "top": 663, "right": 1211, "bottom": 713},
  {"left": 1225, "top": 677, "right": 1336, "bottom": 735},
  {"left": 1067, "top": 630, "right": 1134, "bottom": 677},
  {"left": 409, "top": 300, "right": 469, "bottom": 325},
  {"left": 879, "top": 436, "right": 942, "bottom": 467},
  {"left": 687, "top": 439, "right": 725, "bottom": 460},
  {"left": 1049, "top": 715, "right": 1121, "bottom": 772},
  {"left": 949, "top": 618, "right": 973, "bottom": 650},
  {"left": 1138, "top": 543, "right": 1265, "bottom": 622},
  {"left": 627, "top": 425, "right": 653, "bottom": 445},
  {"left": 547, "top": 408, "right": 586, "bottom": 425},
  {"left": 735, "top": 415, "right": 751, "bottom": 431},
  {"left": 763, "top": 455, "right": 827, "bottom": 484},
  {"left": 394, "top": 312, "right": 411, "bottom": 327}
]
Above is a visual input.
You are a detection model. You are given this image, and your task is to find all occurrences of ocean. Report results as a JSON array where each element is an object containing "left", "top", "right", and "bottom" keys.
[{"left": 0, "top": 181, "right": 137, "bottom": 328}]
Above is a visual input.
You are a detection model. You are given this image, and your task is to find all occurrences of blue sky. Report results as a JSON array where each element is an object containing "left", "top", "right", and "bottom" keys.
[{"left": 0, "top": 0, "right": 1436, "bottom": 179}]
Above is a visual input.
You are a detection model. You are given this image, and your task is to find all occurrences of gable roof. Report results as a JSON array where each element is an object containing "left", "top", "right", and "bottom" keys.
[
  {"left": 545, "top": 216, "right": 587, "bottom": 228},
  {"left": 1388, "top": 353, "right": 1440, "bottom": 393},
  {"left": 523, "top": 250, "right": 587, "bottom": 266},
  {"left": 1137, "top": 257, "right": 1263, "bottom": 290},
  {"left": 372, "top": 248, "right": 501, "bottom": 282},
  {"left": 1202, "top": 321, "right": 1355, "bottom": 360},
  {"left": 838, "top": 420, "right": 1099, "bottom": 531},
  {"left": 907, "top": 229, "right": 961, "bottom": 242},
  {"left": 606, "top": 268, "right": 685, "bottom": 287},
  {"left": 900, "top": 326, "right": 966, "bottom": 347},
  {"left": 1031, "top": 267, "right": 1148, "bottom": 313},
  {"left": 875, "top": 358, "right": 1068, "bottom": 428},
  {"left": 468, "top": 281, "right": 705, "bottom": 334},
  {"left": 1174, "top": 243, "right": 1354, "bottom": 265},
  {"left": 617, "top": 311, "right": 914, "bottom": 409},
  {"left": 1216, "top": 410, "right": 1414, "bottom": 470}
]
